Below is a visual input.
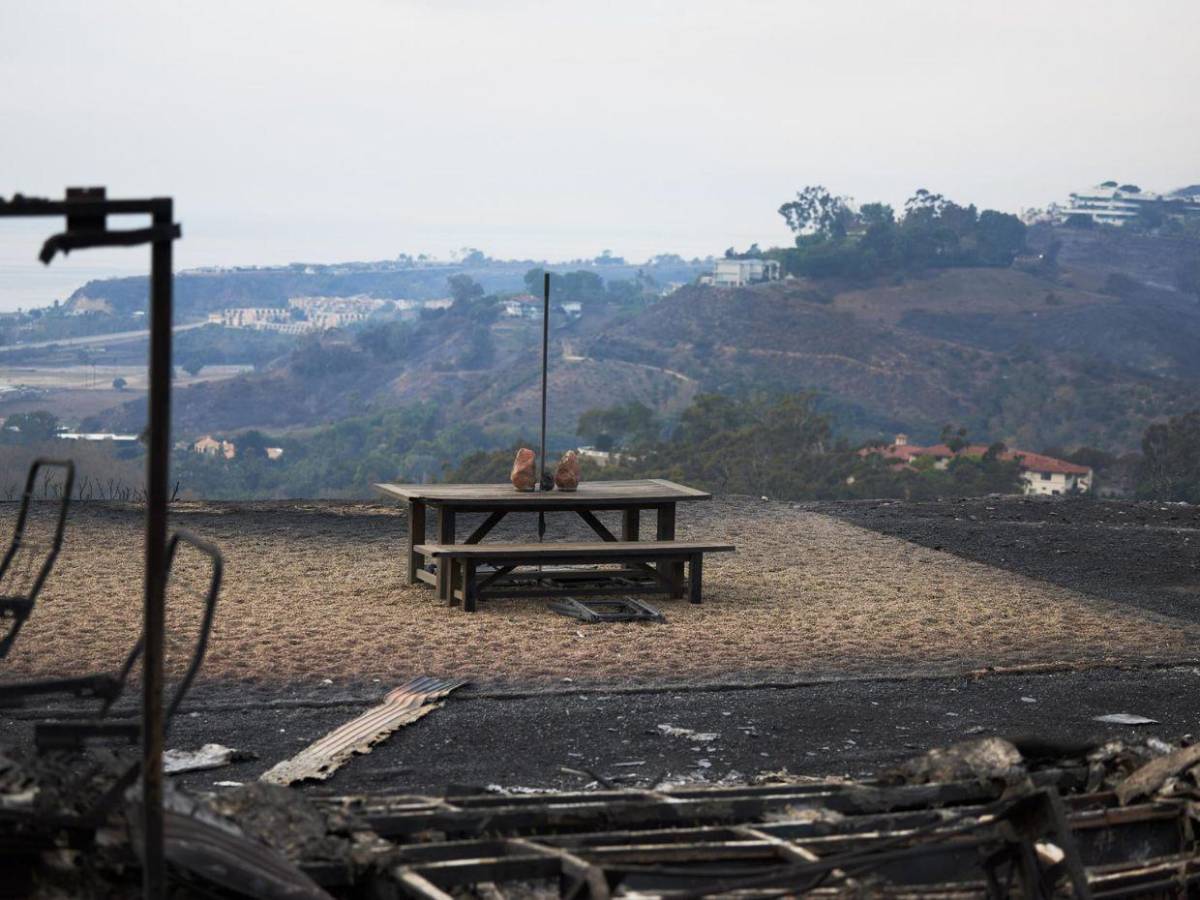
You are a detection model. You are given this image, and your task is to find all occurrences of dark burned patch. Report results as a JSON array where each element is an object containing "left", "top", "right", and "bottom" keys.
[{"left": 815, "top": 496, "right": 1200, "bottom": 625}]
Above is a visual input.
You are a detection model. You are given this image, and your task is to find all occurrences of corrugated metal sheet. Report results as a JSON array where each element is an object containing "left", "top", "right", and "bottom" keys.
[{"left": 260, "top": 676, "right": 464, "bottom": 786}]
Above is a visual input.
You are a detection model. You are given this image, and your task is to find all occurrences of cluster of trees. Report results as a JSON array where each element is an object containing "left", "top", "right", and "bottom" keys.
[
  {"left": 285, "top": 275, "right": 506, "bottom": 377},
  {"left": 521, "top": 268, "right": 656, "bottom": 305},
  {"left": 1138, "top": 411, "right": 1200, "bottom": 503},
  {"left": 0, "top": 410, "right": 62, "bottom": 444},
  {"left": 447, "top": 394, "right": 1025, "bottom": 501},
  {"left": 174, "top": 324, "right": 298, "bottom": 373},
  {"left": 761, "top": 186, "right": 1028, "bottom": 279},
  {"left": 171, "top": 404, "right": 496, "bottom": 498},
  {"left": 576, "top": 401, "right": 662, "bottom": 450}
]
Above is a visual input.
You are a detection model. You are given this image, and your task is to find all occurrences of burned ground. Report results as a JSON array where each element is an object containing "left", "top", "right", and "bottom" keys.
[
  {"left": 814, "top": 496, "right": 1200, "bottom": 625},
  {"left": 5, "top": 495, "right": 1200, "bottom": 796}
]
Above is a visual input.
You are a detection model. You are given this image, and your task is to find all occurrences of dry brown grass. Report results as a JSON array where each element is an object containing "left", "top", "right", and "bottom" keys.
[{"left": 1, "top": 498, "right": 1194, "bottom": 688}]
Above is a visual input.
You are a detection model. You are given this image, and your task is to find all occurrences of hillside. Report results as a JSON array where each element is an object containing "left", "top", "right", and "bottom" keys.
[
  {"left": 63, "top": 257, "right": 705, "bottom": 320},
  {"left": 81, "top": 227, "right": 1200, "bottom": 456},
  {"left": 585, "top": 264, "right": 1200, "bottom": 450}
]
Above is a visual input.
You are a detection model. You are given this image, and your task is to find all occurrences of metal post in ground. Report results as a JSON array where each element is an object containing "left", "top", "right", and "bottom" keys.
[{"left": 141, "top": 198, "right": 174, "bottom": 899}]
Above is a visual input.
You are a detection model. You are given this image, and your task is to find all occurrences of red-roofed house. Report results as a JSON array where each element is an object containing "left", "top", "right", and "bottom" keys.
[{"left": 860, "top": 434, "right": 1093, "bottom": 496}]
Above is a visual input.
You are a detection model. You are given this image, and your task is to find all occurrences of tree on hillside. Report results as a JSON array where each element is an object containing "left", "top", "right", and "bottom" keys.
[
  {"left": 1177, "top": 251, "right": 1200, "bottom": 302},
  {"left": 577, "top": 402, "right": 661, "bottom": 451},
  {"left": 1139, "top": 410, "right": 1200, "bottom": 502},
  {"left": 903, "top": 189, "right": 949, "bottom": 221},
  {"left": 940, "top": 425, "right": 969, "bottom": 453},
  {"left": 523, "top": 267, "right": 548, "bottom": 296},
  {"left": 523, "top": 268, "right": 607, "bottom": 304},
  {"left": 112, "top": 376, "right": 128, "bottom": 391},
  {"left": 778, "top": 186, "right": 855, "bottom": 240},
  {"left": 447, "top": 274, "right": 485, "bottom": 305},
  {"left": 236, "top": 429, "right": 272, "bottom": 460},
  {"left": 976, "top": 210, "right": 1027, "bottom": 265},
  {"left": 2, "top": 410, "right": 59, "bottom": 444}
]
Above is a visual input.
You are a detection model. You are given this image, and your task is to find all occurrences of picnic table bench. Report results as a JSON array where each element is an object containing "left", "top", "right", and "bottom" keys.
[
  {"left": 415, "top": 540, "right": 735, "bottom": 611},
  {"left": 376, "top": 479, "right": 732, "bottom": 612}
]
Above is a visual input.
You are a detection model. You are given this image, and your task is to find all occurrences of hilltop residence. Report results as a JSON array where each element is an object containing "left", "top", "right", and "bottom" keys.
[
  {"left": 193, "top": 435, "right": 236, "bottom": 460},
  {"left": 501, "top": 294, "right": 541, "bottom": 319},
  {"left": 1059, "top": 182, "right": 1200, "bottom": 227},
  {"left": 700, "top": 258, "right": 781, "bottom": 288},
  {"left": 861, "top": 434, "right": 1093, "bottom": 496}
]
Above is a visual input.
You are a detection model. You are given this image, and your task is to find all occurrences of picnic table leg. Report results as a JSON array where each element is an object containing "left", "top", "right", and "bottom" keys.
[
  {"left": 447, "top": 559, "right": 461, "bottom": 608},
  {"left": 407, "top": 500, "right": 426, "bottom": 585},
  {"left": 436, "top": 507, "right": 456, "bottom": 598},
  {"left": 622, "top": 508, "right": 640, "bottom": 541},
  {"left": 463, "top": 559, "right": 478, "bottom": 613},
  {"left": 688, "top": 553, "right": 703, "bottom": 604},
  {"left": 436, "top": 555, "right": 450, "bottom": 603},
  {"left": 656, "top": 503, "right": 683, "bottom": 598}
]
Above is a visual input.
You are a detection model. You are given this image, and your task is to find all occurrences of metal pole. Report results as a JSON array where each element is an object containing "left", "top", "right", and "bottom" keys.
[
  {"left": 142, "top": 199, "right": 173, "bottom": 899},
  {"left": 537, "top": 272, "right": 550, "bottom": 542},
  {"left": 539, "top": 272, "right": 550, "bottom": 490}
]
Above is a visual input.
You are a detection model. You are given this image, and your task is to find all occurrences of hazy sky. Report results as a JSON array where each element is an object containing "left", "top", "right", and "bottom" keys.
[{"left": 2, "top": 0, "right": 1198, "bottom": 309}]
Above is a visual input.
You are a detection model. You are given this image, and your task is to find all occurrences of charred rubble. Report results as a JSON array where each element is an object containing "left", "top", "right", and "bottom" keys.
[{"left": 5, "top": 734, "right": 1200, "bottom": 897}]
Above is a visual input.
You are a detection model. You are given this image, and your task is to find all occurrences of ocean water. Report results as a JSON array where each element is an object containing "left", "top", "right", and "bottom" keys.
[{"left": 0, "top": 228, "right": 143, "bottom": 313}]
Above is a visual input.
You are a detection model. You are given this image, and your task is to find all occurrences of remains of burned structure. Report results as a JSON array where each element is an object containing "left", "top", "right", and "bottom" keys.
[{"left": 5, "top": 734, "right": 1200, "bottom": 896}]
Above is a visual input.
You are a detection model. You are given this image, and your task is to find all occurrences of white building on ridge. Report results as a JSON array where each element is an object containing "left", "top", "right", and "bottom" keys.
[{"left": 701, "top": 258, "right": 781, "bottom": 288}]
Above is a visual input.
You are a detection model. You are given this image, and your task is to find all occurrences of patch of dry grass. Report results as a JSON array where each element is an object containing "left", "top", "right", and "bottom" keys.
[{"left": 1, "top": 498, "right": 1193, "bottom": 687}]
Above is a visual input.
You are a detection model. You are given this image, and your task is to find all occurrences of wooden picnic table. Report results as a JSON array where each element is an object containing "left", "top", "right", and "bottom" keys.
[{"left": 374, "top": 479, "right": 711, "bottom": 591}]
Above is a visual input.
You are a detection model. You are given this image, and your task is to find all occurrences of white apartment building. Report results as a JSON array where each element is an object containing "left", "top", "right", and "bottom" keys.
[
  {"left": 1060, "top": 183, "right": 1200, "bottom": 227},
  {"left": 701, "top": 258, "right": 781, "bottom": 288}
]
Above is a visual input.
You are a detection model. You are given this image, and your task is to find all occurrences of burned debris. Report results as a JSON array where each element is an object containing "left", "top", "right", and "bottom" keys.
[
  {"left": 7, "top": 734, "right": 1200, "bottom": 896},
  {"left": 261, "top": 678, "right": 466, "bottom": 787}
]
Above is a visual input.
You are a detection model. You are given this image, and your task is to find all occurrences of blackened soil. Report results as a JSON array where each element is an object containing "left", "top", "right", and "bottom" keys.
[
  {"left": 8, "top": 665, "right": 1200, "bottom": 796},
  {"left": 811, "top": 497, "right": 1200, "bottom": 624}
]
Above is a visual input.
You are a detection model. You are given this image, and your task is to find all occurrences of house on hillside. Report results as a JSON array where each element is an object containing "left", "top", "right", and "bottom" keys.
[
  {"left": 576, "top": 446, "right": 641, "bottom": 468},
  {"left": 861, "top": 433, "right": 1092, "bottom": 496},
  {"left": 501, "top": 294, "right": 541, "bottom": 319},
  {"left": 700, "top": 258, "right": 781, "bottom": 288},
  {"left": 1058, "top": 182, "right": 1200, "bottom": 227},
  {"left": 193, "top": 435, "right": 236, "bottom": 460}
]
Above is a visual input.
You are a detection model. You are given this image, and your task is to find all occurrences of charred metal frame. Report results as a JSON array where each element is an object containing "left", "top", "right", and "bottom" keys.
[
  {"left": 0, "top": 188, "right": 180, "bottom": 897},
  {"left": 0, "top": 458, "right": 74, "bottom": 660},
  {"left": 298, "top": 777, "right": 1195, "bottom": 897}
]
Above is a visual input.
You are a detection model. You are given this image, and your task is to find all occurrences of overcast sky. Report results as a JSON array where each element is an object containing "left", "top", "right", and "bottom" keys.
[{"left": 2, "top": 0, "right": 1198, "bottom": 308}]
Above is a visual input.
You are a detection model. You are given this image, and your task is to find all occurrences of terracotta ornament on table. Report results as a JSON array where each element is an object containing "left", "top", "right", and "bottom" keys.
[
  {"left": 554, "top": 450, "right": 581, "bottom": 491},
  {"left": 510, "top": 447, "right": 536, "bottom": 491}
]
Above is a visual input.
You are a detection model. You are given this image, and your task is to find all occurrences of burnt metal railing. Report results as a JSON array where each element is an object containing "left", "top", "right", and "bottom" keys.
[
  {"left": 0, "top": 188, "right": 179, "bottom": 897},
  {"left": 0, "top": 459, "right": 75, "bottom": 661},
  {"left": 2, "top": 531, "right": 224, "bottom": 748}
]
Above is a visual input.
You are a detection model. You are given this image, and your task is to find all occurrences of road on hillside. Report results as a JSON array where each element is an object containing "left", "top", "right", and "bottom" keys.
[{"left": 0, "top": 319, "right": 207, "bottom": 354}]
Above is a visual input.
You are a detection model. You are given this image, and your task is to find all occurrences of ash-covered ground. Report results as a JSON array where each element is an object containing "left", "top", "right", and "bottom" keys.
[
  {"left": 3, "top": 495, "right": 1198, "bottom": 795},
  {"left": 812, "top": 496, "right": 1200, "bottom": 624}
]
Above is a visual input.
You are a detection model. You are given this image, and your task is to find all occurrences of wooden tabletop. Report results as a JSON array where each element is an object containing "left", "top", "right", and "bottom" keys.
[{"left": 375, "top": 478, "right": 710, "bottom": 507}]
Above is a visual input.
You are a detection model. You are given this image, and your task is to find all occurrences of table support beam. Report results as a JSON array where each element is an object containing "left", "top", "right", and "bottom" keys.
[
  {"left": 407, "top": 501, "right": 426, "bottom": 585},
  {"left": 621, "top": 508, "right": 640, "bottom": 541},
  {"left": 655, "top": 503, "right": 682, "bottom": 598},
  {"left": 465, "top": 511, "right": 506, "bottom": 545},
  {"left": 577, "top": 510, "right": 617, "bottom": 543}
]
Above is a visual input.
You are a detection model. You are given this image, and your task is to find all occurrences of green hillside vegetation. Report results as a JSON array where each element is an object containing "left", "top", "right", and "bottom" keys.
[
  {"left": 761, "top": 186, "right": 1028, "bottom": 279},
  {"left": 448, "top": 393, "right": 1026, "bottom": 501}
]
